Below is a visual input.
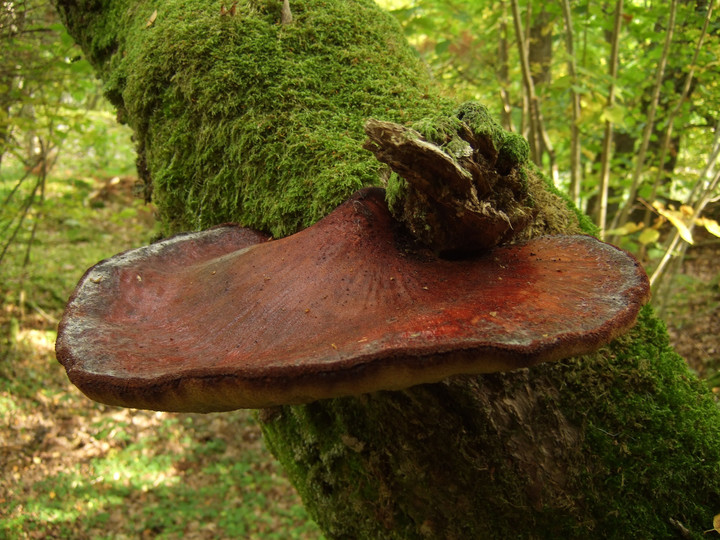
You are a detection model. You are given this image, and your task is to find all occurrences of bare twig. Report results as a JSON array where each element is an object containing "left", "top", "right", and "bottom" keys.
[
  {"left": 21, "top": 146, "right": 48, "bottom": 270},
  {"left": 610, "top": 0, "right": 677, "bottom": 235},
  {"left": 509, "top": 0, "right": 557, "bottom": 182},
  {"left": 597, "top": 0, "right": 624, "bottom": 238},
  {"left": 0, "top": 175, "right": 43, "bottom": 267},
  {"left": 650, "top": 145, "right": 720, "bottom": 289},
  {"left": 561, "top": 0, "right": 582, "bottom": 206},
  {"left": 496, "top": 0, "right": 513, "bottom": 131},
  {"left": 281, "top": 0, "right": 292, "bottom": 25},
  {"left": 643, "top": 0, "right": 714, "bottom": 224}
]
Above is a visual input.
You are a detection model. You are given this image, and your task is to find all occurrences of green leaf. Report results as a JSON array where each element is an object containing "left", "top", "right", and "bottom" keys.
[
  {"left": 638, "top": 228, "right": 660, "bottom": 245},
  {"left": 600, "top": 104, "right": 626, "bottom": 125},
  {"left": 435, "top": 39, "right": 451, "bottom": 55}
]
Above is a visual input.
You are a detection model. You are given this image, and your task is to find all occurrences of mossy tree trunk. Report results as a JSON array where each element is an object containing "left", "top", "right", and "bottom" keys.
[{"left": 53, "top": 0, "right": 720, "bottom": 537}]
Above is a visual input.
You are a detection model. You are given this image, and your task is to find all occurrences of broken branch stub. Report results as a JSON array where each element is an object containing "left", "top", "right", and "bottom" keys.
[
  {"left": 363, "top": 104, "right": 535, "bottom": 257},
  {"left": 56, "top": 188, "right": 650, "bottom": 413}
]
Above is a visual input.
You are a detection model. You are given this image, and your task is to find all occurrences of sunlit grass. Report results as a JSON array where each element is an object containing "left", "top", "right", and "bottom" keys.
[{"left": 1, "top": 404, "right": 321, "bottom": 538}]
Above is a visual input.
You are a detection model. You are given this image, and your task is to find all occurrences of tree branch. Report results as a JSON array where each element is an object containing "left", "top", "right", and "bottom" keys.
[
  {"left": 363, "top": 107, "right": 535, "bottom": 256},
  {"left": 597, "top": 0, "right": 624, "bottom": 238}
]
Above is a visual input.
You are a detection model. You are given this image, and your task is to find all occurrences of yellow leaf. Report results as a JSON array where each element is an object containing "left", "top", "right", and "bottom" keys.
[
  {"left": 606, "top": 222, "right": 644, "bottom": 236},
  {"left": 638, "top": 228, "right": 660, "bottom": 245},
  {"left": 654, "top": 203, "right": 694, "bottom": 245},
  {"left": 600, "top": 104, "right": 626, "bottom": 125},
  {"left": 697, "top": 217, "right": 720, "bottom": 238},
  {"left": 680, "top": 204, "right": 694, "bottom": 218},
  {"left": 714, "top": 512, "right": 720, "bottom": 533}
]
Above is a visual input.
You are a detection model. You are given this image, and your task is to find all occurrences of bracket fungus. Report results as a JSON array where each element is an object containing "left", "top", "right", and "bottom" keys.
[{"left": 56, "top": 187, "right": 650, "bottom": 412}]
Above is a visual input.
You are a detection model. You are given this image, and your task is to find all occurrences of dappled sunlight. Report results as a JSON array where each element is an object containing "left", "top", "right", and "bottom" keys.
[
  {"left": 15, "top": 328, "right": 55, "bottom": 355},
  {"left": 3, "top": 0, "right": 719, "bottom": 536},
  {"left": 1, "top": 324, "right": 320, "bottom": 538}
]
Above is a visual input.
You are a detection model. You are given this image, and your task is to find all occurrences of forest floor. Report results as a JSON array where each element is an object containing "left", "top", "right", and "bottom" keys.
[
  {"left": 663, "top": 238, "right": 720, "bottom": 385},
  {"left": 0, "top": 175, "right": 323, "bottom": 539},
  {"left": 1, "top": 175, "right": 718, "bottom": 539}
]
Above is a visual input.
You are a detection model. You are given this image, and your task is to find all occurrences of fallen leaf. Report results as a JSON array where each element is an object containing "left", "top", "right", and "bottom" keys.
[{"left": 146, "top": 10, "right": 157, "bottom": 28}]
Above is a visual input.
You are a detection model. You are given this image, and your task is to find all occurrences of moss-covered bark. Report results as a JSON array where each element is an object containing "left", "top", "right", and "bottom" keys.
[
  {"left": 54, "top": 0, "right": 720, "bottom": 537},
  {"left": 260, "top": 307, "right": 720, "bottom": 538},
  {"left": 55, "top": 0, "right": 455, "bottom": 237}
]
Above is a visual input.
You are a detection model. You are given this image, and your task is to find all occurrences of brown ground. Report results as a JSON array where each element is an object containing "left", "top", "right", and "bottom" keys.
[{"left": 1, "top": 314, "right": 321, "bottom": 539}]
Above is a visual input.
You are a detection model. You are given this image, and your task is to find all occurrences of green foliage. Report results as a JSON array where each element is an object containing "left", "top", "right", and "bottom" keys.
[
  {"left": 0, "top": 175, "right": 150, "bottom": 320},
  {"left": 0, "top": 1, "right": 117, "bottom": 171},
  {"left": 382, "top": 0, "right": 719, "bottom": 235},
  {"left": 0, "top": 1, "right": 137, "bottom": 318},
  {"left": 11, "top": 1, "right": 718, "bottom": 538}
]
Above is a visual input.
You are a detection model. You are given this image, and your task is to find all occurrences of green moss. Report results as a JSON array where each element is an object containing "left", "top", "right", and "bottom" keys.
[
  {"left": 527, "top": 161, "right": 598, "bottom": 236},
  {"left": 455, "top": 101, "right": 502, "bottom": 145},
  {"left": 497, "top": 131, "right": 529, "bottom": 172},
  {"left": 454, "top": 102, "right": 528, "bottom": 172},
  {"left": 554, "top": 306, "right": 720, "bottom": 537},
  {"left": 261, "top": 307, "right": 720, "bottom": 539},
  {"left": 59, "top": 0, "right": 455, "bottom": 237},
  {"left": 259, "top": 399, "right": 391, "bottom": 538},
  {"left": 410, "top": 102, "right": 530, "bottom": 173},
  {"left": 383, "top": 171, "right": 407, "bottom": 213},
  {"left": 410, "top": 113, "right": 464, "bottom": 146}
]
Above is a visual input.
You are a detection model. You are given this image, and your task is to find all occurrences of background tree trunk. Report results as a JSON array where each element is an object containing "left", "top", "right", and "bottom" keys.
[{"left": 53, "top": 0, "right": 720, "bottom": 537}]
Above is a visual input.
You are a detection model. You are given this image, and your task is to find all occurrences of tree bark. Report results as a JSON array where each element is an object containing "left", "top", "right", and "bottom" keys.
[{"left": 53, "top": 0, "right": 720, "bottom": 537}]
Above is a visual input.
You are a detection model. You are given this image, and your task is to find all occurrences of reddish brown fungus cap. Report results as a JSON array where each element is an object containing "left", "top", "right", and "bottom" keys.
[{"left": 56, "top": 187, "right": 650, "bottom": 412}]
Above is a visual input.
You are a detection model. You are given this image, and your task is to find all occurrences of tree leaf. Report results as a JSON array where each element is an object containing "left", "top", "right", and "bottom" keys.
[
  {"left": 714, "top": 512, "right": 720, "bottom": 533},
  {"left": 638, "top": 228, "right": 659, "bottom": 245},
  {"left": 600, "top": 104, "right": 626, "bottom": 125},
  {"left": 606, "top": 221, "right": 644, "bottom": 236},
  {"left": 653, "top": 202, "right": 694, "bottom": 245},
  {"left": 697, "top": 217, "right": 720, "bottom": 238}
]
